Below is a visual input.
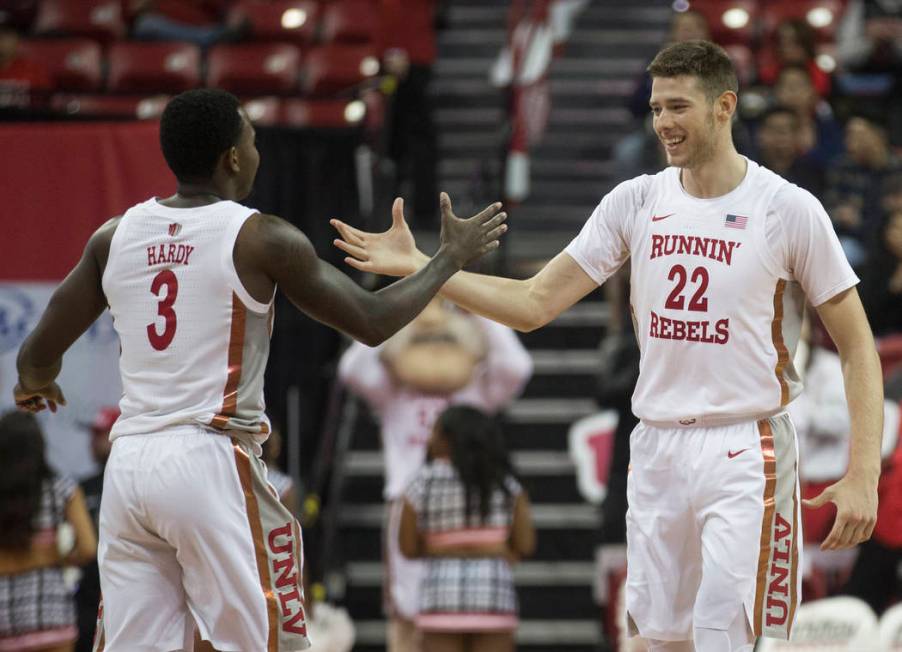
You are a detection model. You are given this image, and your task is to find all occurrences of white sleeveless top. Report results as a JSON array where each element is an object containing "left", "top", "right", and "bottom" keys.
[
  {"left": 565, "top": 159, "right": 858, "bottom": 426},
  {"left": 102, "top": 198, "right": 274, "bottom": 439}
]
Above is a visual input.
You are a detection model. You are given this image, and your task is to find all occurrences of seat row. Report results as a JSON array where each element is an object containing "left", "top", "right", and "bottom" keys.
[
  {"left": 14, "top": 0, "right": 375, "bottom": 46},
  {"left": 20, "top": 39, "right": 379, "bottom": 97},
  {"left": 688, "top": 0, "right": 848, "bottom": 46}
]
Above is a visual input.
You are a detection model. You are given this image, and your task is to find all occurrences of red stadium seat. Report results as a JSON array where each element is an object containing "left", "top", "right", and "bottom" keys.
[
  {"left": 207, "top": 43, "right": 302, "bottom": 95},
  {"left": 281, "top": 98, "right": 366, "bottom": 128},
  {"left": 51, "top": 93, "right": 169, "bottom": 119},
  {"left": 19, "top": 38, "right": 102, "bottom": 92},
  {"left": 242, "top": 96, "right": 282, "bottom": 125},
  {"left": 33, "top": 0, "right": 126, "bottom": 43},
  {"left": 320, "top": 0, "right": 376, "bottom": 44},
  {"left": 301, "top": 45, "right": 379, "bottom": 97},
  {"left": 761, "top": 0, "right": 846, "bottom": 43},
  {"left": 229, "top": 0, "right": 320, "bottom": 44},
  {"left": 686, "top": 0, "right": 758, "bottom": 46},
  {"left": 107, "top": 42, "right": 201, "bottom": 94}
]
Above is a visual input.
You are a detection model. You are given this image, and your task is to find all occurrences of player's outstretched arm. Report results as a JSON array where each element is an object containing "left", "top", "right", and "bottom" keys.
[
  {"left": 15, "top": 219, "right": 118, "bottom": 413},
  {"left": 805, "top": 287, "right": 883, "bottom": 550},
  {"left": 250, "top": 198, "right": 506, "bottom": 346},
  {"left": 332, "top": 193, "right": 598, "bottom": 331}
]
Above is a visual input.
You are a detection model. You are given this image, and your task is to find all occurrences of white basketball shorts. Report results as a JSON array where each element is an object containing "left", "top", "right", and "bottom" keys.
[
  {"left": 625, "top": 413, "right": 802, "bottom": 641},
  {"left": 92, "top": 426, "right": 310, "bottom": 652}
]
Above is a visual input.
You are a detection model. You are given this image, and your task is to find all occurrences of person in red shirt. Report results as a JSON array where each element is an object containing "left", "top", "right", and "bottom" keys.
[
  {"left": 0, "top": 25, "right": 51, "bottom": 109},
  {"left": 378, "top": 0, "right": 442, "bottom": 227}
]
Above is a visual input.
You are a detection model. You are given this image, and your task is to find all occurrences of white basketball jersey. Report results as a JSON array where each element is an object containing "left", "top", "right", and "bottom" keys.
[
  {"left": 566, "top": 159, "right": 858, "bottom": 425},
  {"left": 102, "top": 198, "right": 274, "bottom": 439}
]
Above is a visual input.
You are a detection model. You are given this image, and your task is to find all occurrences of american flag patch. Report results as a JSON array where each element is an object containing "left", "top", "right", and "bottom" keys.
[{"left": 724, "top": 214, "right": 748, "bottom": 230}]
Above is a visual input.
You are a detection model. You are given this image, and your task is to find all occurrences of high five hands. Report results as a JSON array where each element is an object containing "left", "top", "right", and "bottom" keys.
[{"left": 331, "top": 193, "right": 507, "bottom": 276}]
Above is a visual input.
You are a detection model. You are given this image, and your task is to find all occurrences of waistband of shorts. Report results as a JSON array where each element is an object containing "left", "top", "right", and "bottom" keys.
[{"left": 640, "top": 408, "right": 788, "bottom": 429}]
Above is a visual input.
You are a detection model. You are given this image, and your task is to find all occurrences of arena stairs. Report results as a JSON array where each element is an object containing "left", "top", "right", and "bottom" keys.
[{"left": 334, "top": 3, "right": 669, "bottom": 650}]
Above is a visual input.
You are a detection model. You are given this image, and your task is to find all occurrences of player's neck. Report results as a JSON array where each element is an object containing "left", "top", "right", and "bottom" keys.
[
  {"left": 680, "top": 147, "right": 747, "bottom": 199},
  {"left": 161, "top": 183, "right": 231, "bottom": 208}
]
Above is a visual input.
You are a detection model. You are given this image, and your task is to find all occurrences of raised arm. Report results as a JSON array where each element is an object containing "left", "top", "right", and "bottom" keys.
[
  {"left": 332, "top": 195, "right": 598, "bottom": 331},
  {"left": 248, "top": 197, "right": 506, "bottom": 346},
  {"left": 16, "top": 218, "right": 119, "bottom": 412}
]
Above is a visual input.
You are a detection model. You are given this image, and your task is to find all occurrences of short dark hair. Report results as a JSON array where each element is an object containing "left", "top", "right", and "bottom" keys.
[
  {"left": 647, "top": 39, "right": 738, "bottom": 101},
  {"left": 160, "top": 88, "right": 244, "bottom": 182},
  {"left": 759, "top": 105, "right": 799, "bottom": 127}
]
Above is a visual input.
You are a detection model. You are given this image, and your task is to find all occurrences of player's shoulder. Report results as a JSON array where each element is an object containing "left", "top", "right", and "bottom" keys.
[
  {"left": 750, "top": 160, "right": 819, "bottom": 211},
  {"left": 600, "top": 171, "right": 657, "bottom": 211}
]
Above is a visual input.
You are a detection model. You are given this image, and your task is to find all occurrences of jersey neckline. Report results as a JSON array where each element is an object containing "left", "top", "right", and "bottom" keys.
[{"left": 671, "top": 156, "right": 756, "bottom": 204}]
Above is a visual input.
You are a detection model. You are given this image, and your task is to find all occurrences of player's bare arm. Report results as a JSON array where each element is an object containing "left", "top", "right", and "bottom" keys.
[
  {"left": 805, "top": 287, "right": 883, "bottom": 551},
  {"left": 332, "top": 193, "right": 598, "bottom": 331},
  {"left": 15, "top": 217, "right": 120, "bottom": 413},
  {"left": 243, "top": 196, "right": 507, "bottom": 346}
]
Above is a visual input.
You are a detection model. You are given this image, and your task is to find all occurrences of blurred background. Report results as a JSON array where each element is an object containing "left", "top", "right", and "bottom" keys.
[{"left": 1, "top": 0, "right": 901, "bottom": 650}]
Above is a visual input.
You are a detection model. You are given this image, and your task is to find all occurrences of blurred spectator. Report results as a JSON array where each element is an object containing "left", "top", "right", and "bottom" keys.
[
  {"left": 262, "top": 425, "right": 300, "bottom": 516},
  {"left": 860, "top": 209, "right": 902, "bottom": 336},
  {"left": 74, "top": 407, "right": 118, "bottom": 652},
  {"left": 0, "top": 24, "right": 50, "bottom": 109},
  {"left": 379, "top": 0, "right": 443, "bottom": 226},
  {"left": 837, "top": 0, "right": 902, "bottom": 75},
  {"left": 339, "top": 298, "right": 532, "bottom": 652},
  {"left": 758, "top": 19, "right": 831, "bottom": 97},
  {"left": 627, "top": 10, "right": 710, "bottom": 120},
  {"left": 0, "top": 411, "right": 96, "bottom": 652},
  {"left": 754, "top": 105, "right": 825, "bottom": 196},
  {"left": 825, "top": 113, "right": 902, "bottom": 268},
  {"left": 836, "top": 0, "right": 902, "bottom": 146},
  {"left": 773, "top": 64, "right": 843, "bottom": 165},
  {"left": 399, "top": 405, "right": 535, "bottom": 651},
  {"left": 130, "top": 0, "right": 244, "bottom": 49}
]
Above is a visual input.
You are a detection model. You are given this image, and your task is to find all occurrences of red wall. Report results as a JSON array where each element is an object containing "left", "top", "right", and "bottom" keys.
[{"left": 1, "top": 121, "right": 173, "bottom": 281}]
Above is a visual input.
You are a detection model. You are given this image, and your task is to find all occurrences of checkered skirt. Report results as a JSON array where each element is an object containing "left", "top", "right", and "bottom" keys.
[{"left": 405, "top": 461, "right": 520, "bottom": 621}]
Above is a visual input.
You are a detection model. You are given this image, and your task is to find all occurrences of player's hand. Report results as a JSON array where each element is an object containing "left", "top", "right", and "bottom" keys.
[
  {"left": 437, "top": 192, "right": 507, "bottom": 269},
  {"left": 803, "top": 472, "right": 878, "bottom": 550},
  {"left": 14, "top": 382, "right": 67, "bottom": 414},
  {"left": 331, "top": 197, "right": 425, "bottom": 277}
]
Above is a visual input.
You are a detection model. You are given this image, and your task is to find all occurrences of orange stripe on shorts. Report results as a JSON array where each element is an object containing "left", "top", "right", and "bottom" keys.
[{"left": 233, "top": 442, "right": 279, "bottom": 652}]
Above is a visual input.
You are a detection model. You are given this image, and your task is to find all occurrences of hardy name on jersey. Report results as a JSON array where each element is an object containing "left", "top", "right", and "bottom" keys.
[{"left": 146, "top": 243, "right": 195, "bottom": 266}]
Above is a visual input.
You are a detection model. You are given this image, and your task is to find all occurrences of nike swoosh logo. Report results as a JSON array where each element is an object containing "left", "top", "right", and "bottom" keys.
[
  {"left": 652, "top": 213, "right": 675, "bottom": 222},
  {"left": 727, "top": 448, "right": 750, "bottom": 459}
]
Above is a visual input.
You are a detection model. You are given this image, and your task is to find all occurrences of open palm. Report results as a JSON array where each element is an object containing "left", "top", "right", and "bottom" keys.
[{"left": 331, "top": 197, "right": 425, "bottom": 277}]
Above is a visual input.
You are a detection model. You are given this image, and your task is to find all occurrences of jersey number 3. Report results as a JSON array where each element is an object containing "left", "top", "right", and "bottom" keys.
[{"left": 147, "top": 270, "right": 178, "bottom": 350}]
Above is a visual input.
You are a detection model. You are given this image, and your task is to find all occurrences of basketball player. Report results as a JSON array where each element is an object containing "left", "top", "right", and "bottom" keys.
[
  {"left": 13, "top": 88, "right": 507, "bottom": 652},
  {"left": 330, "top": 41, "right": 883, "bottom": 650}
]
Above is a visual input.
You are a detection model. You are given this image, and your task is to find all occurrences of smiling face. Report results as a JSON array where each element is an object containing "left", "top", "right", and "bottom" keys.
[{"left": 649, "top": 75, "right": 725, "bottom": 169}]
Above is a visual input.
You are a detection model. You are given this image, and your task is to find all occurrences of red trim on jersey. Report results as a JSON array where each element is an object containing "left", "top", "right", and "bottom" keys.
[
  {"left": 233, "top": 442, "right": 280, "bottom": 652},
  {"left": 211, "top": 294, "right": 247, "bottom": 429},
  {"left": 753, "top": 419, "right": 777, "bottom": 636},
  {"left": 771, "top": 280, "right": 790, "bottom": 406}
]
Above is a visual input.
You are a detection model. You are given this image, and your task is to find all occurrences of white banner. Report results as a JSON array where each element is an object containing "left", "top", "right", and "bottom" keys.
[{"left": 0, "top": 282, "right": 122, "bottom": 479}]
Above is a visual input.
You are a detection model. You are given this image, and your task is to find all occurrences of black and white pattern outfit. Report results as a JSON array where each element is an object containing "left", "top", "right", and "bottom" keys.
[
  {"left": 404, "top": 460, "right": 521, "bottom": 632},
  {"left": 0, "top": 475, "right": 78, "bottom": 651}
]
